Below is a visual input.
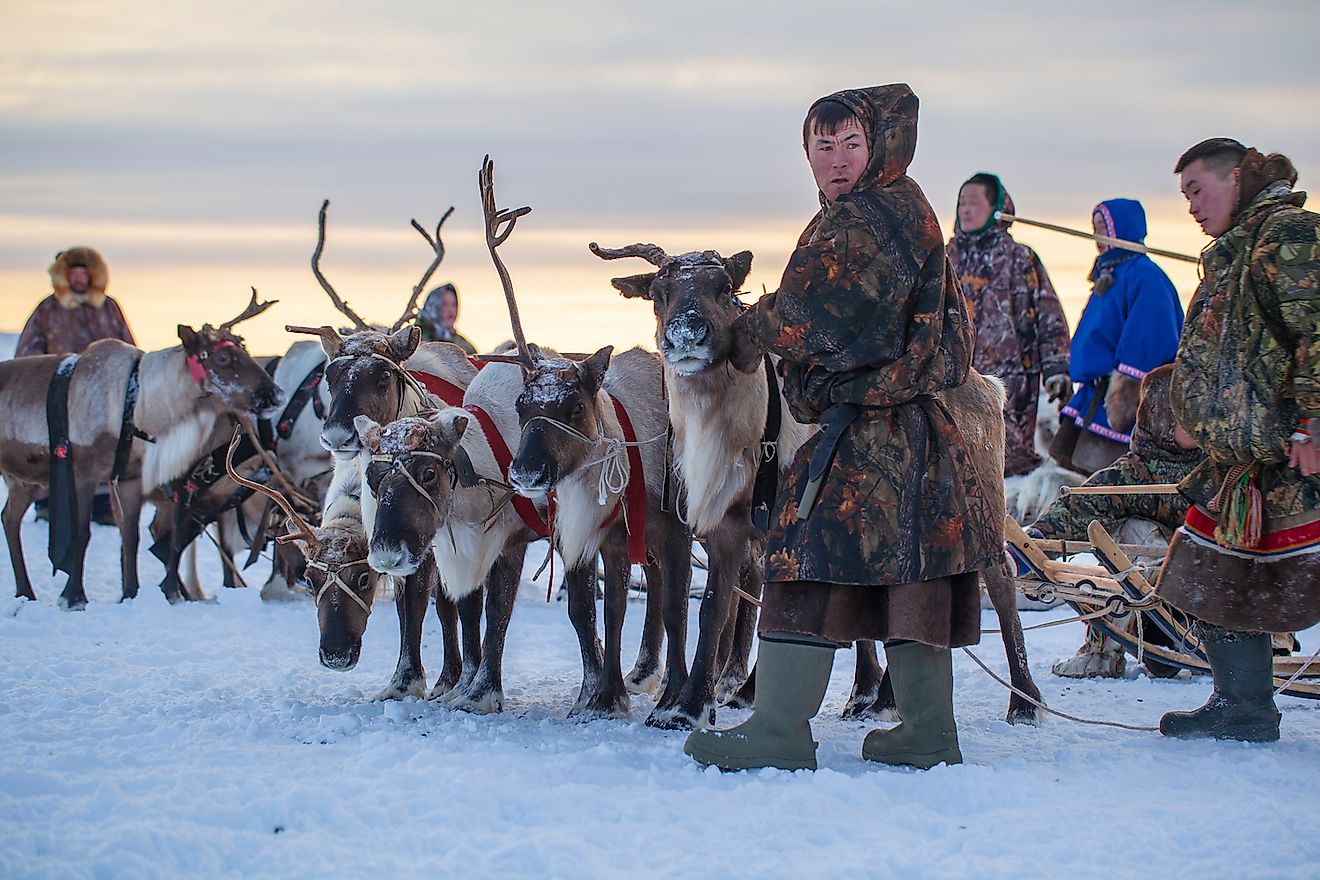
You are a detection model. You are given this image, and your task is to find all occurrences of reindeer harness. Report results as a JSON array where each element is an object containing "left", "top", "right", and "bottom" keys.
[{"left": 307, "top": 556, "right": 373, "bottom": 614}]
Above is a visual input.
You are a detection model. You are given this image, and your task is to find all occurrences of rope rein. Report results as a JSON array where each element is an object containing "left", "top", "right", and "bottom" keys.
[
  {"left": 522, "top": 414, "right": 665, "bottom": 507},
  {"left": 306, "top": 557, "right": 373, "bottom": 614}
]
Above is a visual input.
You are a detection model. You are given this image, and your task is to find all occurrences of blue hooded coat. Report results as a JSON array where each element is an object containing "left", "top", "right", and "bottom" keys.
[{"left": 1062, "top": 199, "right": 1184, "bottom": 444}]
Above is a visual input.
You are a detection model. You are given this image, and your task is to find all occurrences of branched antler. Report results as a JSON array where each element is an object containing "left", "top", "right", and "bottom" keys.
[
  {"left": 479, "top": 155, "right": 534, "bottom": 369},
  {"left": 219, "top": 287, "right": 278, "bottom": 332},
  {"left": 588, "top": 242, "right": 674, "bottom": 270},
  {"left": 312, "top": 199, "right": 370, "bottom": 332},
  {"left": 391, "top": 206, "right": 456, "bottom": 333},
  {"left": 224, "top": 429, "right": 321, "bottom": 554}
]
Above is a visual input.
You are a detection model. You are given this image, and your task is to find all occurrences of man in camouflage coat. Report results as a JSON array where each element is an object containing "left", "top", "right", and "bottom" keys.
[
  {"left": 685, "top": 84, "right": 1000, "bottom": 772},
  {"left": 1028, "top": 365, "right": 1204, "bottom": 677},
  {"left": 1156, "top": 138, "right": 1320, "bottom": 743}
]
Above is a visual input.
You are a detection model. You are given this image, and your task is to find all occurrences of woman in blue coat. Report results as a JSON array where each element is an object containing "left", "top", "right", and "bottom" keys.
[{"left": 1052, "top": 198, "right": 1184, "bottom": 474}]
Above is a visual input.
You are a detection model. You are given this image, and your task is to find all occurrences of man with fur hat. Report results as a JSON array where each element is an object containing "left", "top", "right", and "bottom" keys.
[
  {"left": 15, "top": 246, "right": 135, "bottom": 357},
  {"left": 684, "top": 84, "right": 999, "bottom": 772},
  {"left": 1157, "top": 138, "right": 1320, "bottom": 743}
]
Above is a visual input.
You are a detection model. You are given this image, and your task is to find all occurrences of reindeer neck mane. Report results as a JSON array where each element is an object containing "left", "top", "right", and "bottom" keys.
[{"left": 134, "top": 345, "right": 221, "bottom": 489}]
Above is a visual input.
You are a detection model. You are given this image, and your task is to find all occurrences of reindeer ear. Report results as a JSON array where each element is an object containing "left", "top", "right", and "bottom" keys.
[
  {"left": 579, "top": 345, "right": 613, "bottom": 395},
  {"left": 178, "top": 325, "right": 199, "bottom": 351},
  {"left": 610, "top": 273, "right": 657, "bottom": 300},
  {"left": 314, "top": 325, "right": 344, "bottom": 360},
  {"left": 353, "top": 415, "right": 383, "bottom": 450},
  {"left": 435, "top": 411, "right": 469, "bottom": 447},
  {"left": 724, "top": 251, "right": 753, "bottom": 291},
  {"left": 388, "top": 325, "right": 421, "bottom": 362}
]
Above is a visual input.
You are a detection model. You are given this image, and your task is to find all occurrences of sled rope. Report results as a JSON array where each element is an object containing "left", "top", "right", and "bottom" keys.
[
  {"left": 1274, "top": 643, "right": 1320, "bottom": 697},
  {"left": 961, "top": 646, "right": 1159, "bottom": 732}
]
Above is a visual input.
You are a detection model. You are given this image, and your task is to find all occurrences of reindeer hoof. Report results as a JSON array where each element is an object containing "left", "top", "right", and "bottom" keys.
[
  {"left": 1052, "top": 650, "right": 1125, "bottom": 679},
  {"left": 843, "top": 700, "right": 899, "bottom": 723},
  {"left": 713, "top": 673, "right": 749, "bottom": 705},
  {"left": 427, "top": 678, "right": 459, "bottom": 702},
  {"left": 646, "top": 704, "right": 712, "bottom": 731},
  {"left": 58, "top": 592, "right": 88, "bottom": 612},
  {"left": 1006, "top": 700, "right": 1044, "bottom": 726},
  {"left": 374, "top": 678, "right": 427, "bottom": 702},
  {"left": 569, "top": 691, "right": 630, "bottom": 721},
  {"left": 624, "top": 665, "right": 664, "bottom": 698},
  {"left": 449, "top": 689, "right": 504, "bottom": 715}
]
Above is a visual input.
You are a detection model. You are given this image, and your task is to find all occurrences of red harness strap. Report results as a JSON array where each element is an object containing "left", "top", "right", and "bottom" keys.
[
  {"left": 462, "top": 402, "right": 550, "bottom": 538},
  {"left": 408, "top": 370, "right": 466, "bottom": 408},
  {"left": 608, "top": 394, "right": 649, "bottom": 566}
]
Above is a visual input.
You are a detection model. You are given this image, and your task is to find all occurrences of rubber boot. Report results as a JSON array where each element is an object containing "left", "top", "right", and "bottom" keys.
[
  {"left": 862, "top": 641, "right": 962, "bottom": 769},
  {"left": 1159, "top": 630, "right": 1280, "bottom": 742},
  {"left": 684, "top": 637, "right": 834, "bottom": 771}
]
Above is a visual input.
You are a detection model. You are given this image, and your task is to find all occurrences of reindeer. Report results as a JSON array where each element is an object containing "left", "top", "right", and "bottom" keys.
[
  {"left": 504, "top": 344, "right": 692, "bottom": 720},
  {"left": 145, "top": 339, "right": 332, "bottom": 603},
  {"left": 592, "top": 242, "right": 1045, "bottom": 726},
  {"left": 289, "top": 199, "right": 487, "bottom": 697},
  {"left": 0, "top": 290, "right": 281, "bottom": 608}
]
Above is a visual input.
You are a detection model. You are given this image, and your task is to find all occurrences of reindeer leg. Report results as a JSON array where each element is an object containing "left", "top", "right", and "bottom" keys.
[
  {"left": 376, "top": 553, "right": 433, "bottom": 701},
  {"left": 456, "top": 586, "right": 484, "bottom": 691},
  {"left": 58, "top": 478, "right": 98, "bottom": 610},
  {"left": 576, "top": 542, "right": 630, "bottom": 720},
  {"left": 3, "top": 479, "right": 39, "bottom": 601},
  {"left": 840, "top": 640, "right": 898, "bottom": 720},
  {"left": 564, "top": 559, "right": 606, "bottom": 716},
  {"left": 446, "top": 546, "right": 523, "bottom": 715},
  {"left": 649, "top": 516, "right": 746, "bottom": 730},
  {"left": 983, "top": 565, "right": 1044, "bottom": 725},
  {"left": 111, "top": 480, "right": 143, "bottom": 601},
  {"left": 653, "top": 526, "right": 692, "bottom": 714},
  {"left": 218, "top": 513, "right": 243, "bottom": 589},
  {"left": 721, "top": 549, "right": 763, "bottom": 709},
  {"left": 427, "top": 579, "right": 462, "bottom": 700},
  {"left": 624, "top": 559, "right": 665, "bottom": 697}
]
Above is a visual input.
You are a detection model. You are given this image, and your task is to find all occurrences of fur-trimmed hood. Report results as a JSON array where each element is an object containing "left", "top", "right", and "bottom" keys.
[{"left": 49, "top": 246, "right": 109, "bottom": 309}]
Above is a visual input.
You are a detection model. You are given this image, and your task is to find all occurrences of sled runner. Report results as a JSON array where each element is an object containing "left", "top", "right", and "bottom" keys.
[{"left": 1005, "top": 517, "right": 1320, "bottom": 699}]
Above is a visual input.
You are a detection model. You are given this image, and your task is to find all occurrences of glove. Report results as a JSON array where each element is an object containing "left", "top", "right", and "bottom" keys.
[{"left": 1043, "top": 373, "right": 1072, "bottom": 405}]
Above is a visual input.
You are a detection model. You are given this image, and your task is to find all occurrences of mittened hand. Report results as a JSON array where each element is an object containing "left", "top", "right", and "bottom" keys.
[{"left": 1043, "top": 373, "right": 1072, "bottom": 405}]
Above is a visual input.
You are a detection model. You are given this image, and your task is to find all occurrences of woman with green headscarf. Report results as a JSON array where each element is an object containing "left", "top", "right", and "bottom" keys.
[{"left": 946, "top": 173, "right": 1072, "bottom": 476}]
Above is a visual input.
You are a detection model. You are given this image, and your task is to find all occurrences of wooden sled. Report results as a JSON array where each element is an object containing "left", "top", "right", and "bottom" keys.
[{"left": 1005, "top": 517, "right": 1320, "bottom": 699}]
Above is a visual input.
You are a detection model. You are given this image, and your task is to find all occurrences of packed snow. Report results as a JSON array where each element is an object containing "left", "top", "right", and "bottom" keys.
[{"left": 4, "top": 334, "right": 1320, "bottom": 880}]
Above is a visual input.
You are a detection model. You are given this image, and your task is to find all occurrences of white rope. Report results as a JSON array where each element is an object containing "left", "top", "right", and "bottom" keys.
[
  {"left": 1274, "top": 644, "right": 1320, "bottom": 697},
  {"left": 307, "top": 557, "right": 373, "bottom": 614},
  {"left": 523, "top": 415, "right": 665, "bottom": 507},
  {"left": 961, "top": 646, "right": 1159, "bottom": 732}
]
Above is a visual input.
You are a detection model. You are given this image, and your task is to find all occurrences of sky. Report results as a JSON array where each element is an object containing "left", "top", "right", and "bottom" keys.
[{"left": 2, "top": 0, "right": 1318, "bottom": 356}]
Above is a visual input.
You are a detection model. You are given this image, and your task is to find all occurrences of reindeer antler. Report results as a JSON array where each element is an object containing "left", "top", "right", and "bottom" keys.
[
  {"left": 224, "top": 429, "right": 322, "bottom": 554},
  {"left": 219, "top": 287, "right": 278, "bottom": 332},
  {"left": 479, "top": 155, "right": 534, "bottom": 369},
  {"left": 390, "top": 206, "right": 456, "bottom": 334},
  {"left": 588, "top": 242, "right": 674, "bottom": 270},
  {"left": 312, "top": 199, "right": 371, "bottom": 332}
]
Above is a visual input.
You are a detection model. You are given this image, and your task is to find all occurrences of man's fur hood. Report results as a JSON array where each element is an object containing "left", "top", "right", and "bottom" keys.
[{"left": 49, "top": 246, "right": 109, "bottom": 309}]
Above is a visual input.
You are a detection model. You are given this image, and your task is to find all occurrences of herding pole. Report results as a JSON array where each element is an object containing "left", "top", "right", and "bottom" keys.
[{"left": 995, "top": 211, "right": 1199, "bottom": 264}]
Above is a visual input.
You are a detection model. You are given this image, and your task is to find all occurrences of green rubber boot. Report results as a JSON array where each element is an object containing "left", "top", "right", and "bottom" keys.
[
  {"left": 862, "top": 641, "right": 962, "bottom": 769},
  {"left": 684, "top": 638, "right": 834, "bottom": 771},
  {"left": 1160, "top": 631, "right": 1280, "bottom": 742}
]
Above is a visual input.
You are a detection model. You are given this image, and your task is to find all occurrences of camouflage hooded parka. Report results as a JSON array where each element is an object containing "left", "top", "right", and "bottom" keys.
[
  {"left": 946, "top": 176, "right": 1070, "bottom": 475},
  {"left": 739, "top": 85, "right": 1002, "bottom": 588}
]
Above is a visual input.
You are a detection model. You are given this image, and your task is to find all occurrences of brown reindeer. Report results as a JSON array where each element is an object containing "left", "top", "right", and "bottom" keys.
[
  {"left": 506, "top": 345, "right": 693, "bottom": 720},
  {"left": 593, "top": 242, "right": 1045, "bottom": 725},
  {"left": 0, "top": 290, "right": 281, "bottom": 608},
  {"left": 291, "top": 199, "right": 485, "bottom": 698}
]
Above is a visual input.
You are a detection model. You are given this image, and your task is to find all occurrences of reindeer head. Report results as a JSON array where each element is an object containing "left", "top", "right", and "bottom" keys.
[
  {"left": 508, "top": 346, "right": 613, "bottom": 499},
  {"left": 178, "top": 288, "right": 282, "bottom": 414},
  {"left": 314, "top": 325, "right": 422, "bottom": 459},
  {"left": 357, "top": 412, "right": 468, "bottom": 577},
  {"left": 285, "top": 525, "right": 378, "bottom": 671},
  {"left": 591, "top": 243, "right": 753, "bottom": 377}
]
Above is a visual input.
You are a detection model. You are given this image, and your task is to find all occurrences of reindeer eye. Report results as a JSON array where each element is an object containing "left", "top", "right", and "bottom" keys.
[
  {"left": 378, "top": 371, "right": 392, "bottom": 387},
  {"left": 571, "top": 402, "right": 585, "bottom": 416},
  {"left": 422, "top": 467, "right": 438, "bottom": 483},
  {"left": 357, "top": 573, "right": 370, "bottom": 590},
  {"left": 213, "top": 350, "right": 232, "bottom": 367}
]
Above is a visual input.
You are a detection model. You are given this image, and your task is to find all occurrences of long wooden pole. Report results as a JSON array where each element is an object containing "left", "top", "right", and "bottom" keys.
[
  {"left": 1060, "top": 484, "right": 1181, "bottom": 496},
  {"left": 996, "top": 211, "right": 1199, "bottom": 264}
]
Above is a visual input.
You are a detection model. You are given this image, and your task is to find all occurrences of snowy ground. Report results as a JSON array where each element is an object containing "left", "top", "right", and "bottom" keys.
[
  {"left": 3, "top": 327, "right": 1320, "bottom": 878},
  {"left": 3, "top": 506, "right": 1320, "bottom": 880}
]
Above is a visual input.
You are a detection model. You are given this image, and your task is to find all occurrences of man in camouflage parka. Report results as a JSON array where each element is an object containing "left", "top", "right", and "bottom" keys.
[
  {"left": 685, "top": 84, "right": 1000, "bottom": 773},
  {"left": 1028, "top": 364, "right": 1204, "bottom": 677},
  {"left": 1156, "top": 138, "right": 1320, "bottom": 743}
]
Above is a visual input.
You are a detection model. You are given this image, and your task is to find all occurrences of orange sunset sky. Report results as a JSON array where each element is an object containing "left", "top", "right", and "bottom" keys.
[{"left": 2, "top": 1, "right": 1317, "bottom": 357}]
